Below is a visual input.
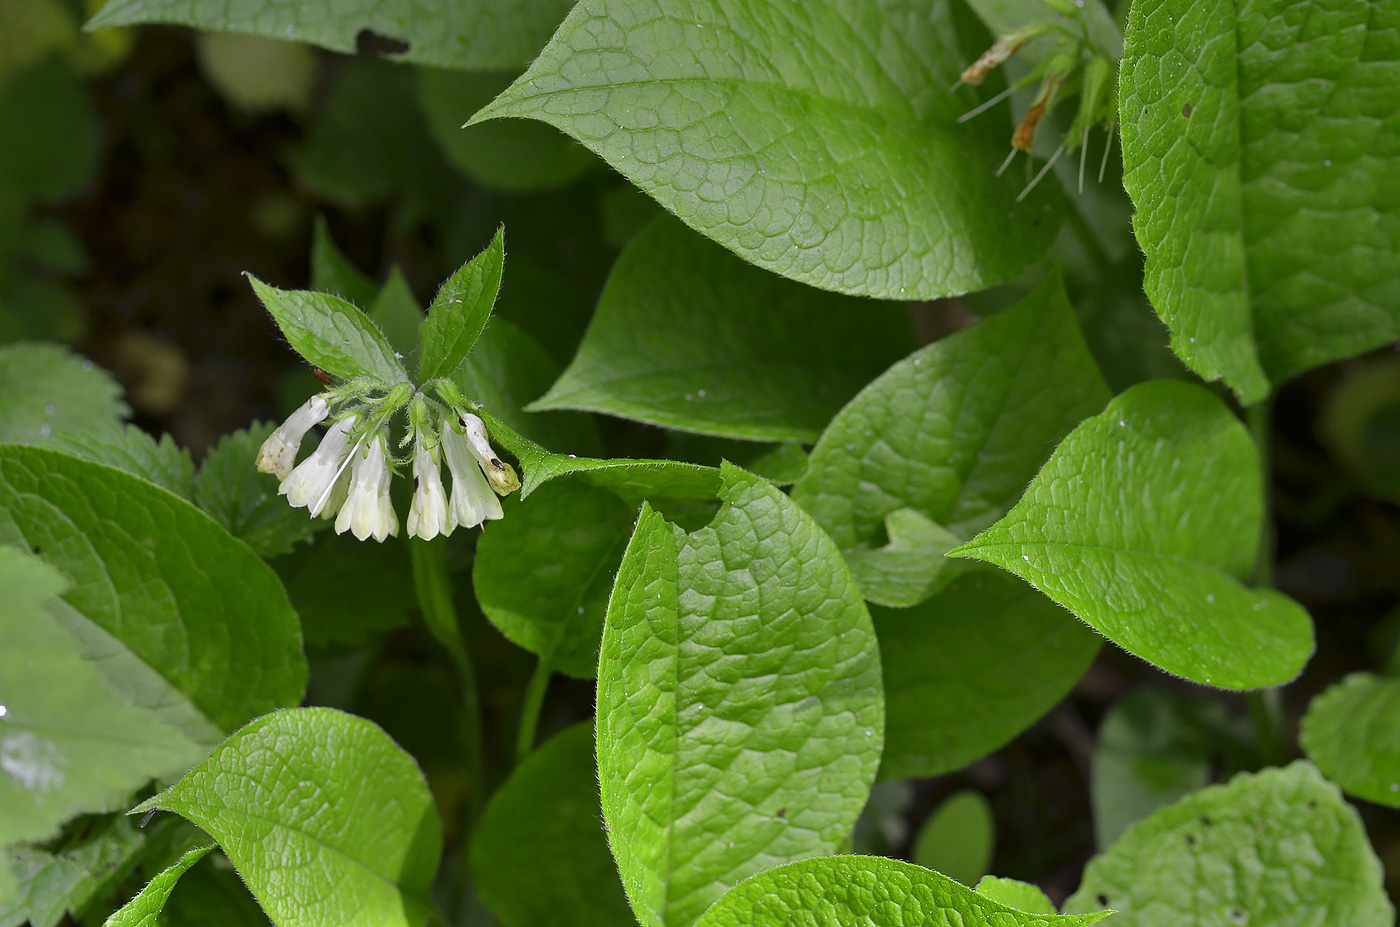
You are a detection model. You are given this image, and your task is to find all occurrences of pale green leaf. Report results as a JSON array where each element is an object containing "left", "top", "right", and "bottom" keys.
[
  {"left": 1065, "top": 762, "right": 1393, "bottom": 926},
  {"left": 973, "top": 877, "right": 1056, "bottom": 917},
  {"left": 532, "top": 217, "right": 913, "bottom": 441},
  {"left": 0, "top": 342, "right": 125, "bottom": 444},
  {"left": 419, "top": 227, "right": 503, "bottom": 382},
  {"left": 792, "top": 271, "right": 1109, "bottom": 608},
  {"left": 843, "top": 509, "right": 965, "bottom": 609},
  {"left": 193, "top": 424, "right": 321, "bottom": 559},
  {"left": 134, "top": 708, "right": 442, "bottom": 927},
  {"left": 911, "top": 790, "right": 994, "bottom": 887},
  {"left": 950, "top": 380, "right": 1314, "bottom": 689},
  {"left": 2, "top": 815, "right": 148, "bottom": 927},
  {"left": 46, "top": 425, "right": 196, "bottom": 501},
  {"left": 876, "top": 569, "right": 1100, "bottom": 781},
  {"left": 1118, "top": 0, "right": 1400, "bottom": 402},
  {"left": 473, "top": 480, "right": 633, "bottom": 679},
  {"left": 472, "top": 0, "right": 1063, "bottom": 300},
  {"left": 693, "top": 856, "right": 1111, "bottom": 927},
  {"left": 103, "top": 845, "right": 214, "bottom": 927},
  {"left": 597, "top": 464, "right": 883, "bottom": 927},
  {"left": 248, "top": 276, "right": 409, "bottom": 386},
  {"left": 86, "top": 0, "right": 576, "bottom": 71},
  {"left": 470, "top": 723, "right": 633, "bottom": 927},
  {"left": 1300, "top": 672, "right": 1400, "bottom": 809}
]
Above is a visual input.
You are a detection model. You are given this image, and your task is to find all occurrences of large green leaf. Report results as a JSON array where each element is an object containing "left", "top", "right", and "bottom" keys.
[
  {"left": 1300, "top": 672, "right": 1400, "bottom": 809},
  {"left": 950, "top": 381, "right": 1314, "bottom": 689},
  {"left": 419, "top": 227, "right": 503, "bottom": 382},
  {"left": 1065, "top": 762, "right": 1393, "bottom": 926},
  {"left": 473, "top": 480, "right": 633, "bottom": 679},
  {"left": 46, "top": 425, "right": 196, "bottom": 502},
  {"left": 792, "top": 271, "right": 1109, "bottom": 608},
  {"left": 0, "top": 548, "right": 201, "bottom": 850},
  {"left": 470, "top": 723, "right": 633, "bottom": 927},
  {"left": 0, "top": 446, "right": 307, "bottom": 740},
  {"left": 1118, "top": 0, "right": 1400, "bottom": 403},
  {"left": 103, "top": 845, "right": 214, "bottom": 927},
  {"left": 532, "top": 217, "right": 912, "bottom": 441},
  {"left": 86, "top": 0, "right": 576, "bottom": 71},
  {"left": 693, "top": 856, "right": 1110, "bottom": 927},
  {"left": 597, "top": 464, "right": 883, "bottom": 927},
  {"left": 0, "top": 342, "right": 125, "bottom": 444},
  {"left": 471, "top": 0, "right": 1063, "bottom": 300},
  {"left": 876, "top": 569, "right": 1100, "bottom": 781},
  {"left": 134, "top": 708, "right": 441, "bottom": 927},
  {"left": 248, "top": 277, "right": 410, "bottom": 386}
]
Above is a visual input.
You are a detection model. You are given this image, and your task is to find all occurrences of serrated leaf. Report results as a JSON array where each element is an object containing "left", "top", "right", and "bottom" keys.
[
  {"left": 597, "top": 464, "right": 883, "bottom": 927},
  {"left": 470, "top": 724, "right": 632, "bottom": 927},
  {"left": 974, "top": 877, "right": 1056, "bottom": 917},
  {"left": 86, "top": 0, "right": 575, "bottom": 71},
  {"left": 2, "top": 815, "right": 148, "bottom": 927},
  {"left": 369, "top": 269, "right": 423, "bottom": 363},
  {"left": 1064, "top": 762, "right": 1393, "bottom": 926},
  {"left": 419, "top": 227, "right": 503, "bottom": 382},
  {"left": 910, "top": 790, "right": 994, "bottom": 887},
  {"left": 792, "top": 271, "right": 1109, "bottom": 607},
  {"left": 532, "top": 217, "right": 913, "bottom": 441},
  {"left": 950, "top": 380, "right": 1314, "bottom": 689},
  {"left": 0, "top": 547, "right": 203, "bottom": 851},
  {"left": 134, "top": 708, "right": 441, "bottom": 927},
  {"left": 1301, "top": 672, "right": 1400, "bottom": 809},
  {"left": 193, "top": 424, "right": 321, "bottom": 559},
  {"left": 0, "top": 342, "right": 125, "bottom": 444},
  {"left": 473, "top": 480, "right": 633, "bottom": 679},
  {"left": 46, "top": 424, "right": 195, "bottom": 500},
  {"left": 693, "top": 856, "right": 1110, "bottom": 927},
  {"left": 310, "top": 217, "right": 378, "bottom": 309},
  {"left": 0, "top": 445, "right": 307, "bottom": 740},
  {"left": 248, "top": 276, "right": 409, "bottom": 387},
  {"left": 103, "top": 845, "right": 213, "bottom": 927},
  {"left": 1118, "top": 0, "right": 1400, "bottom": 402},
  {"left": 472, "top": 0, "right": 1063, "bottom": 300},
  {"left": 875, "top": 569, "right": 1100, "bottom": 781}
]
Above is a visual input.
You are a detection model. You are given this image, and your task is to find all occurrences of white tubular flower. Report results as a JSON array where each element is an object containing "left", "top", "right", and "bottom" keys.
[
  {"left": 407, "top": 438, "right": 452, "bottom": 541},
  {"left": 335, "top": 431, "right": 397, "bottom": 542},
  {"left": 459, "top": 412, "right": 520, "bottom": 496},
  {"left": 257, "top": 395, "right": 330, "bottom": 479},
  {"left": 442, "top": 424, "right": 502, "bottom": 530},
  {"left": 279, "top": 414, "right": 357, "bottom": 516},
  {"left": 317, "top": 471, "right": 350, "bottom": 521}
]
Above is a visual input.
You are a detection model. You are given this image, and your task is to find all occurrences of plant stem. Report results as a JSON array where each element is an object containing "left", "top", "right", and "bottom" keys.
[
  {"left": 1245, "top": 398, "right": 1286, "bottom": 767},
  {"left": 408, "top": 538, "right": 485, "bottom": 828},
  {"left": 515, "top": 654, "right": 554, "bottom": 766}
]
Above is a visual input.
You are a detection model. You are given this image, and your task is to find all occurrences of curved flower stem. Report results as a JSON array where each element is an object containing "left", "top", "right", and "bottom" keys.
[
  {"left": 515, "top": 651, "right": 555, "bottom": 766},
  {"left": 1246, "top": 398, "right": 1286, "bottom": 767},
  {"left": 408, "top": 538, "right": 485, "bottom": 828}
]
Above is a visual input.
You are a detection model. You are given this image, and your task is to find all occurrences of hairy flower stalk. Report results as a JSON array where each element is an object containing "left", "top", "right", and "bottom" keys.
[
  {"left": 336, "top": 430, "right": 398, "bottom": 542},
  {"left": 407, "top": 437, "right": 452, "bottom": 541},
  {"left": 279, "top": 414, "right": 357, "bottom": 516},
  {"left": 256, "top": 395, "right": 329, "bottom": 479}
]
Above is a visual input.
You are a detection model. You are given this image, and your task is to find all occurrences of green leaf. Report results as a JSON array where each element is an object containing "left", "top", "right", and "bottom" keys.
[
  {"left": 477, "top": 409, "right": 719, "bottom": 510},
  {"left": 470, "top": 723, "right": 633, "bottom": 927},
  {"left": 0, "top": 342, "right": 126, "bottom": 444},
  {"left": 419, "top": 227, "right": 503, "bottom": 382},
  {"left": 103, "top": 845, "right": 214, "bottom": 927},
  {"left": 369, "top": 269, "right": 423, "bottom": 363},
  {"left": 274, "top": 531, "right": 415, "bottom": 651},
  {"left": 531, "top": 217, "right": 913, "bottom": 441},
  {"left": 134, "top": 708, "right": 442, "bottom": 927},
  {"left": 157, "top": 848, "right": 270, "bottom": 927},
  {"left": 46, "top": 425, "right": 196, "bottom": 501},
  {"left": 473, "top": 480, "right": 633, "bottom": 679},
  {"left": 248, "top": 275, "right": 409, "bottom": 386},
  {"left": 471, "top": 0, "right": 1063, "bottom": 300},
  {"left": 1301, "top": 672, "right": 1400, "bottom": 809},
  {"left": 0, "top": 55, "right": 99, "bottom": 202},
  {"left": 792, "top": 271, "right": 1109, "bottom": 608},
  {"left": 597, "top": 464, "right": 883, "bottom": 927},
  {"left": 310, "top": 217, "right": 378, "bottom": 309},
  {"left": 876, "top": 569, "right": 1099, "bottom": 781},
  {"left": 910, "top": 790, "right": 995, "bottom": 887},
  {"left": 950, "top": 380, "right": 1314, "bottom": 689},
  {"left": 193, "top": 424, "right": 321, "bottom": 559},
  {"left": 418, "top": 70, "right": 595, "bottom": 194},
  {"left": 973, "top": 877, "right": 1056, "bottom": 917},
  {"left": 1065, "top": 762, "right": 1393, "bottom": 926},
  {"left": 2, "top": 815, "right": 148, "bottom": 927},
  {"left": 692, "top": 856, "right": 1110, "bottom": 927},
  {"left": 0, "top": 547, "right": 203, "bottom": 850},
  {"left": 0, "top": 445, "right": 307, "bottom": 739},
  {"left": 1092, "top": 689, "right": 1247, "bottom": 849},
  {"left": 1118, "top": 0, "right": 1400, "bottom": 402},
  {"left": 86, "top": 0, "right": 576, "bottom": 71}
]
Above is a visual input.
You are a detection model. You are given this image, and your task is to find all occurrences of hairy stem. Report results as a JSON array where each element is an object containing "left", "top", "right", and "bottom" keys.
[
  {"left": 1245, "top": 398, "right": 1286, "bottom": 767},
  {"left": 515, "top": 654, "right": 554, "bottom": 766}
]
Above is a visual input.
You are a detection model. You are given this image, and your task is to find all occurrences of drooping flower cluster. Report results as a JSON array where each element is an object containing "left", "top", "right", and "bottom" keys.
[{"left": 256, "top": 381, "right": 519, "bottom": 542}]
